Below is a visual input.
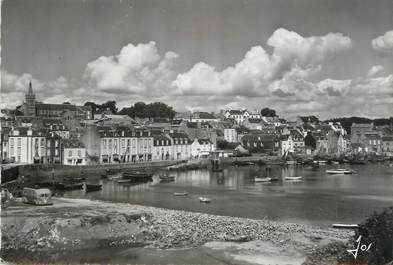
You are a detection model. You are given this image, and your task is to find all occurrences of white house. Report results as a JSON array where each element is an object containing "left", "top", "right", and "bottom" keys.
[
  {"left": 62, "top": 139, "right": 87, "bottom": 165},
  {"left": 281, "top": 135, "right": 294, "bottom": 155},
  {"left": 152, "top": 134, "right": 172, "bottom": 161},
  {"left": 224, "top": 128, "right": 238, "bottom": 143},
  {"left": 100, "top": 129, "right": 153, "bottom": 163},
  {"left": 168, "top": 132, "right": 192, "bottom": 160},
  {"left": 191, "top": 138, "right": 215, "bottom": 158},
  {"left": 8, "top": 128, "right": 47, "bottom": 164}
]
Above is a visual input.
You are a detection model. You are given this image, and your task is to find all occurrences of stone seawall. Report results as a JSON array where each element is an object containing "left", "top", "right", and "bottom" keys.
[{"left": 8, "top": 160, "right": 182, "bottom": 183}]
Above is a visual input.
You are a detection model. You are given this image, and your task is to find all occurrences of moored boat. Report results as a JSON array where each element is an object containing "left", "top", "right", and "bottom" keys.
[
  {"left": 254, "top": 177, "right": 272, "bottom": 182},
  {"left": 116, "top": 179, "right": 132, "bottom": 183},
  {"left": 332, "top": 223, "right": 359, "bottom": 229},
  {"left": 173, "top": 192, "right": 188, "bottom": 196},
  {"left": 85, "top": 183, "right": 102, "bottom": 192},
  {"left": 122, "top": 172, "right": 153, "bottom": 183},
  {"left": 326, "top": 169, "right": 355, "bottom": 174},
  {"left": 285, "top": 176, "right": 303, "bottom": 181},
  {"left": 55, "top": 182, "right": 83, "bottom": 190},
  {"left": 159, "top": 174, "right": 175, "bottom": 181},
  {"left": 199, "top": 197, "right": 211, "bottom": 203}
]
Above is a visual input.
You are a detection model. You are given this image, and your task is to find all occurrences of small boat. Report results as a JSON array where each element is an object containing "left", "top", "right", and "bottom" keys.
[
  {"left": 122, "top": 172, "right": 154, "bottom": 183},
  {"left": 326, "top": 169, "right": 355, "bottom": 174},
  {"left": 64, "top": 176, "right": 85, "bottom": 182},
  {"left": 159, "top": 174, "right": 175, "bottom": 181},
  {"left": 173, "top": 192, "right": 188, "bottom": 196},
  {"left": 285, "top": 176, "right": 303, "bottom": 181},
  {"left": 55, "top": 182, "right": 83, "bottom": 190},
  {"left": 332, "top": 223, "right": 359, "bottom": 229},
  {"left": 108, "top": 175, "right": 122, "bottom": 180},
  {"left": 199, "top": 197, "right": 211, "bottom": 203},
  {"left": 269, "top": 177, "right": 279, "bottom": 181},
  {"left": 286, "top": 160, "right": 297, "bottom": 165},
  {"left": 314, "top": 160, "right": 327, "bottom": 164},
  {"left": 116, "top": 179, "right": 132, "bottom": 183},
  {"left": 85, "top": 183, "right": 102, "bottom": 192},
  {"left": 254, "top": 177, "right": 272, "bottom": 182}
]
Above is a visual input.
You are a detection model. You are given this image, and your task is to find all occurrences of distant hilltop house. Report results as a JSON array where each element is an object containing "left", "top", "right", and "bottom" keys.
[
  {"left": 224, "top": 109, "right": 261, "bottom": 125},
  {"left": 296, "top": 115, "right": 320, "bottom": 126},
  {"left": 181, "top": 111, "right": 220, "bottom": 123},
  {"left": 21, "top": 82, "right": 92, "bottom": 119}
]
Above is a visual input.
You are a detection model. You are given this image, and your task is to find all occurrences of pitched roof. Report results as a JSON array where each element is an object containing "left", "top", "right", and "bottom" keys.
[
  {"left": 197, "top": 138, "right": 212, "bottom": 145},
  {"left": 194, "top": 112, "right": 216, "bottom": 119},
  {"left": 228, "top": 110, "right": 243, "bottom": 115},
  {"left": 62, "top": 138, "right": 85, "bottom": 148}
]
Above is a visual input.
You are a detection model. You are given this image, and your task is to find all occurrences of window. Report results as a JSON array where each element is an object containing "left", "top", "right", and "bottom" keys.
[
  {"left": 78, "top": 150, "right": 81, "bottom": 157},
  {"left": 17, "top": 138, "right": 21, "bottom": 147},
  {"left": 47, "top": 141, "right": 51, "bottom": 148},
  {"left": 55, "top": 140, "right": 58, "bottom": 147},
  {"left": 55, "top": 149, "right": 58, "bottom": 156},
  {"left": 68, "top": 150, "right": 72, "bottom": 157}
]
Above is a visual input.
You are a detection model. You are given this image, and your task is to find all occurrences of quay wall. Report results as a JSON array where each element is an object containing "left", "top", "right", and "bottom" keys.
[{"left": 3, "top": 160, "right": 182, "bottom": 184}]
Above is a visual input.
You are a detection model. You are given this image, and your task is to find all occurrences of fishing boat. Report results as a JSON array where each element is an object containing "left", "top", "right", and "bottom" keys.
[
  {"left": 332, "top": 223, "right": 359, "bottom": 229},
  {"left": 85, "top": 183, "right": 102, "bottom": 192},
  {"left": 326, "top": 169, "right": 355, "bottom": 174},
  {"left": 199, "top": 197, "right": 211, "bottom": 203},
  {"left": 173, "top": 192, "right": 188, "bottom": 196},
  {"left": 55, "top": 182, "right": 83, "bottom": 190},
  {"left": 285, "top": 176, "right": 303, "bottom": 181},
  {"left": 122, "top": 172, "right": 153, "bottom": 183},
  {"left": 159, "top": 174, "right": 175, "bottom": 181},
  {"left": 314, "top": 160, "right": 327, "bottom": 164},
  {"left": 254, "top": 177, "right": 272, "bottom": 182},
  {"left": 116, "top": 179, "right": 132, "bottom": 183}
]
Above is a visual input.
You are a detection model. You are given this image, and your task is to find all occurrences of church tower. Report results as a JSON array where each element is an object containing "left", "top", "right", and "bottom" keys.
[{"left": 24, "top": 81, "right": 36, "bottom": 116}]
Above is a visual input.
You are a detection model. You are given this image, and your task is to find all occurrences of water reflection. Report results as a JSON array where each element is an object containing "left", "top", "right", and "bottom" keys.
[{"left": 62, "top": 163, "right": 393, "bottom": 226}]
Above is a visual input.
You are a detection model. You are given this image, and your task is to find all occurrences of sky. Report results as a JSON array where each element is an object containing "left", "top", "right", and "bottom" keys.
[{"left": 1, "top": 0, "right": 393, "bottom": 119}]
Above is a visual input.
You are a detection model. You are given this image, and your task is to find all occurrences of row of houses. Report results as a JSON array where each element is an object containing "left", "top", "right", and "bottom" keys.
[{"left": 1, "top": 125, "right": 216, "bottom": 165}]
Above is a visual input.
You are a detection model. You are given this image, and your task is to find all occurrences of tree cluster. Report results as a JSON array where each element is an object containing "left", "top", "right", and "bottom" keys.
[
  {"left": 326, "top": 117, "right": 393, "bottom": 134},
  {"left": 84, "top": 101, "right": 118, "bottom": 114},
  {"left": 118, "top": 102, "right": 176, "bottom": 119},
  {"left": 260, "top": 107, "right": 277, "bottom": 117}
]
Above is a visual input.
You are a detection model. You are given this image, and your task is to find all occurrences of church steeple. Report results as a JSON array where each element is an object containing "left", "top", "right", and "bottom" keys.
[
  {"left": 24, "top": 81, "right": 36, "bottom": 116},
  {"left": 28, "top": 81, "right": 33, "bottom": 95}
]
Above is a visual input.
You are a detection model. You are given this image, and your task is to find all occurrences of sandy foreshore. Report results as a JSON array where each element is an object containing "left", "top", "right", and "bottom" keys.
[{"left": 1, "top": 198, "right": 354, "bottom": 265}]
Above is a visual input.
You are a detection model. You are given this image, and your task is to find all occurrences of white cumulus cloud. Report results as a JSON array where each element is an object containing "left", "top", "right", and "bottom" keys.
[
  {"left": 174, "top": 28, "right": 352, "bottom": 97},
  {"left": 372, "top": 30, "right": 393, "bottom": 53},
  {"left": 83, "top": 41, "right": 179, "bottom": 96}
]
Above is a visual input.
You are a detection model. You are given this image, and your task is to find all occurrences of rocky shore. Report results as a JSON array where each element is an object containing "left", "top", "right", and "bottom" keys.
[{"left": 1, "top": 198, "right": 353, "bottom": 264}]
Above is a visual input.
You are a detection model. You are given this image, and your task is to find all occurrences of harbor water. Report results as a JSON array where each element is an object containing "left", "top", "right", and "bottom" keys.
[{"left": 62, "top": 162, "right": 393, "bottom": 227}]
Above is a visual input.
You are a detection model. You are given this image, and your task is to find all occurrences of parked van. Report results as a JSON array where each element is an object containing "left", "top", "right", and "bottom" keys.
[{"left": 22, "top": 188, "right": 53, "bottom": 205}]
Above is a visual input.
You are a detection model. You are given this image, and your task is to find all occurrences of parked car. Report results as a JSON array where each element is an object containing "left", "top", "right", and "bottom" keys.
[{"left": 22, "top": 188, "right": 53, "bottom": 205}]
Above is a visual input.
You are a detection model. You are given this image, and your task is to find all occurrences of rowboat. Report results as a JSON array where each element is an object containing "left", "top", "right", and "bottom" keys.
[
  {"left": 199, "top": 197, "right": 211, "bottom": 203},
  {"left": 285, "top": 176, "right": 303, "bottom": 181},
  {"left": 55, "top": 182, "right": 83, "bottom": 190},
  {"left": 332, "top": 223, "right": 359, "bottom": 229},
  {"left": 173, "top": 192, "right": 188, "bottom": 196},
  {"left": 85, "top": 183, "right": 102, "bottom": 192},
  {"left": 326, "top": 169, "right": 355, "bottom": 174},
  {"left": 159, "top": 175, "right": 175, "bottom": 181},
  {"left": 254, "top": 177, "right": 272, "bottom": 182},
  {"left": 116, "top": 179, "right": 132, "bottom": 183}
]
